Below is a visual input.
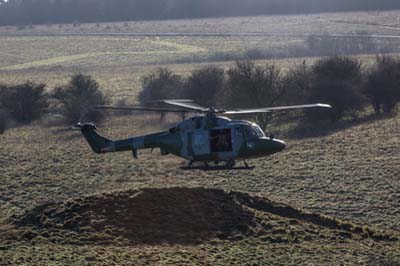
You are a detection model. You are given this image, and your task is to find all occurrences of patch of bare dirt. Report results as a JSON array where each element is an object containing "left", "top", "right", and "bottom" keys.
[{"left": 9, "top": 188, "right": 397, "bottom": 246}]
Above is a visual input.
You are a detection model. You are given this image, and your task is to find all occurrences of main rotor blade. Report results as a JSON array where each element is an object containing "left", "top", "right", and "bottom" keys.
[
  {"left": 95, "top": 105, "right": 190, "bottom": 113},
  {"left": 224, "top": 103, "right": 332, "bottom": 115},
  {"left": 161, "top": 99, "right": 209, "bottom": 112}
]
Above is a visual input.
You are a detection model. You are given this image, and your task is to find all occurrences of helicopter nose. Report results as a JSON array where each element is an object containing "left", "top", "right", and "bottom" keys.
[
  {"left": 255, "top": 138, "right": 286, "bottom": 155},
  {"left": 261, "top": 138, "right": 286, "bottom": 153},
  {"left": 272, "top": 139, "right": 286, "bottom": 152}
]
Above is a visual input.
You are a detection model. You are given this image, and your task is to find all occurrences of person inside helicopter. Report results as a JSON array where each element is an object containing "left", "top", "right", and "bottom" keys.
[{"left": 210, "top": 129, "right": 232, "bottom": 152}]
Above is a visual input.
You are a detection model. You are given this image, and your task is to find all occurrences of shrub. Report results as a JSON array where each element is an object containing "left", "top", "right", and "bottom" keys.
[
  {"left": 0, "top": 82, "right": 48, "bottom": 124},
  {"left": 184, "top": 66, "right": 225, "bottom": 107},
  {"left": 307, "top": 56, "right": 364, "bottom": 122},
  {"left": 53, "top": 74, "right": 108, "bottom": 124},
  {"left": 226, "top": 61, "right": 285, "bottom": 129},
  {"left": 364, "top": 56, "right": 400, "bottom": 114},
  {"left": 283, "top": 61, "right": 312, "bottom": 105},
  {"left": 138, "top": 68, "right": 184, "bottom": 105}
]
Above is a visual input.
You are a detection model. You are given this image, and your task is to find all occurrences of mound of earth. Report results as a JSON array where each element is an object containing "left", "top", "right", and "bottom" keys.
[{"left": 10, "top": 187, "right": 396, "bottom": 246}]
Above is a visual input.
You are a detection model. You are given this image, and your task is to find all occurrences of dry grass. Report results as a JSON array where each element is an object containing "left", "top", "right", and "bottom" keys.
[
  {"left": 2, "top": 188, "right": 400, "bottom": 265},
  {"left": 1, "top": 11, "right": 400, "bottom": 265},
  {"left": 0, "top": 111, "right": 400, "bottom": 264},
  {"left": 1, "top": 10, "right": 400, "bottom": 101}
]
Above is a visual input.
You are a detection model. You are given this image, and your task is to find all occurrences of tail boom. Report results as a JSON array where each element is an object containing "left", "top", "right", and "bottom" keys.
[{"left": 77, "top": 123, "right": 167, "bottom": 156}]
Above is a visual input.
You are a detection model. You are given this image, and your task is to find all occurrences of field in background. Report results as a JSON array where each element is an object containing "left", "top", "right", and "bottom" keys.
[
  {"left": 1, "top": 10, "right": 400, "bottom": 101},
  {"left": 2, "top": 10, "right": 400, "bottom": 35}
]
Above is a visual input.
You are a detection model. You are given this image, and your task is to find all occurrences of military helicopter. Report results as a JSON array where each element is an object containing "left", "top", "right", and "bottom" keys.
[{"left": 77, "top": 99, "right": 331, "bottom": 170}]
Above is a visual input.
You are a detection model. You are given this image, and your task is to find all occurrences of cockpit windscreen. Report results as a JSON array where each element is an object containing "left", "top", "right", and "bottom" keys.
[{"left": 251, "top": 124, "right": 265, "bottom": 137}]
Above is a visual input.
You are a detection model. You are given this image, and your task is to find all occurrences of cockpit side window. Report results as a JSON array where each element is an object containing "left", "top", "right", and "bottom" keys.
[
  {"left": 252, "top": 124, "right": 265, "bottom": 137},
  {"left": 238, "top": 125, "right": 265, "bottom": 139},
  {"left": 238, "top": 126, "right": 254, "bottom": 139}
]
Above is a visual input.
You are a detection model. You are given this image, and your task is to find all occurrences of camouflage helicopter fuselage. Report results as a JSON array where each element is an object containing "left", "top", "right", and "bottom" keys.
[{"left": 80, "top": 114, "right": 286, "bottom": 164}]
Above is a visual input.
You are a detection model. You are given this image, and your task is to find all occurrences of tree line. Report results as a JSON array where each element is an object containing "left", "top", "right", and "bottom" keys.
[
  {"left": 0, "top": 74, "right": 108, "bottom": 133},
  {"left": 1, "top": 55, "right": 400, "bottom": 134},
  {"left": 1, "top": 0, "right": 400, "bottom": 26},
  {"left": 139, "top": 56, "right": 400, "bottom": 129}
]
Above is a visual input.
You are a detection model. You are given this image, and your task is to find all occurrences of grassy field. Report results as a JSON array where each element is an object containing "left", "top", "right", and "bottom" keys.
[
  {"left": 0, "top": 34, "right": 313, "bottom": 97},
  {"left": 0, "top": 112, "right": 400, "bottom": 265},
  {"left": 1, "top": 10, "right": 400, "bottom": 265}
]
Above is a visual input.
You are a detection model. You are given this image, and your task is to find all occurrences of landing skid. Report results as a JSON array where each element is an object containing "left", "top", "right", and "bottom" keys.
[{"left": 181, "top": 160, "right": 255, "bottom": 171}]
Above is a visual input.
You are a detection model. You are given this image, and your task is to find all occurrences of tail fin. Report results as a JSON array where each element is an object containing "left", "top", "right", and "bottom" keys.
[{"left": 76, "top": 123, "right": 114, "bottom": 153}]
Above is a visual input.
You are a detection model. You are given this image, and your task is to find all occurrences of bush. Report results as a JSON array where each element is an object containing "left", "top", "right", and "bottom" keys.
[
  {"left": 283, "top": 61, "right": 312, "bottom": 105},
  {"left": 0, "top": 81, "right": 48, "bottom": 124},
  {"left": 138, "top": 68, "right": 184, "bottom": 105},
  {"left": 307, "top": 56, "right": 364, "bottom": 122},
  {"left": 364, "top": 56, "right": 400, "bottom": 114},
  {"left": 184, "top": 66, "right": 225, "bottom": 107},
  {"left": 53, "top": 74, "right": 108, "bottom": 124},
  {"left": 226, "top": 61, "right": 285, "bottom": 129}
]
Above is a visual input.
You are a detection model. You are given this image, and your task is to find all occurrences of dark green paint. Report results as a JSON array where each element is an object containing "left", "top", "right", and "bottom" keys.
[
  {"left": 238, "top": 138, "right": 286, "bottom": 159},
  {"left": 79, "top": 118, "right": 285, "bottom": 164}
]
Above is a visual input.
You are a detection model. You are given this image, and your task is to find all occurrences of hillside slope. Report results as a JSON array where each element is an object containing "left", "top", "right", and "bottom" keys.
[{"left": 0, "top": 113, "right": 399, "bottom": 264}]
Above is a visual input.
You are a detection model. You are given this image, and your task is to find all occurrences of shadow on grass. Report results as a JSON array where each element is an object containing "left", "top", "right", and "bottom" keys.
[{"left": 286, "top": 113, "right": 395, "bottom": 140}]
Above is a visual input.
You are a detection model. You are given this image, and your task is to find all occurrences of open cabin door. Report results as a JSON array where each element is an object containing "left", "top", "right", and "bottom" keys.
[
  {"left": 188, "top": 128, "right": 233, "bottom": 157},
  {"left": 210, "top": 128, "right": 233, "bottom": 153}
]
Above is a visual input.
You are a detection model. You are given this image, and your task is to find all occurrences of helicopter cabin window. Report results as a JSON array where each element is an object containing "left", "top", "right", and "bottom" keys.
[{"left": 210, "top": 129, "right": 232, "bottom": 152}]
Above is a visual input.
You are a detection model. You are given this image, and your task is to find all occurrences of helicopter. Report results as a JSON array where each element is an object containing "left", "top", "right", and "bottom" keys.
[{"left": 77, "top": 99, "right": 331, "bottom": 170}]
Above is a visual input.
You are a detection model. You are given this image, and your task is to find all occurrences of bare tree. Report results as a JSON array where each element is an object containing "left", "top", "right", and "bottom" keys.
[
  {"left": 138, "top": 68, "right": 184, "bottom": 121},
  {"left": 284, "top": 61, "right": 312, "bottom": 104},
  {"left": 184, "top": 66, "right": 225, "bottom": 107},
  {"left": 53, "top": 74, "right": 108, "bottom": 124},
  {"left": 2, "top": 0, "right": 400, "bottom": 26},
  {"left": 308, "top": 56, "right": 364, "bottom": 122},
  {"left": 364, "top": 55, "right": 400, "bottom": 114},
  {"left": 139, "top": 68, "right": 184, "bottom": 104},
  {"left": 0, "top": 81, "right": 48, "bottom": 124},
  {"left": 226, "top": 61, "right": 285, "bottom": 129}
]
